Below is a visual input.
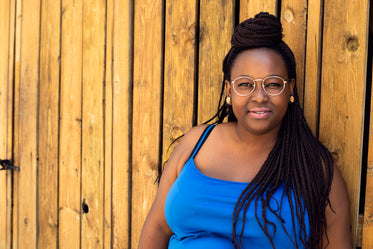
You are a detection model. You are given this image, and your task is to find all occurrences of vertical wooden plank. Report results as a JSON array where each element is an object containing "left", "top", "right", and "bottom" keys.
[
  {"left": 81, "top": 0, "right": 105, "bottom": 248},
  {"left": 303, "top": 0, "right": 323, "bottom": 134},
  {"left": 59, "top": 0, "right": 82, "bottom": 248},
  {"left": 319, "top": 1, "right": 369, "bottom": 247},
  {"left": 0, "top": 0, "right": 8, "bottom": 246},
  {"left": 111, "top": 0, "right": 131, "bottom": 248},
  {"left": 280, "top": 0, "right": 307, "bottom": 106},
  {"left": 5, "top": 0, "right": 16, "bottom": 247},
  {"left": 163, "top": 0, "right": 197, "bottom": 160},
  {"left": 0, "top": 1, "right": 10, "bottom": 244},
  {"left": 38, "top": 0, "right": 60, "bottom": 248},
  {"left": 362, "top": 62, "right": 373, "bottom": 249},
  {"left": 240, "top": 0, "right": 277, "bottom": 20},
  {"left": 12, "top": 0, "right": 22, "bottom": 247},
  {"left": 197, "top": 0, "right": 234, "bottom": 124},
  {"left": 362, "top": 4, "right": 373, "bottom": 246},
  {"left": 0, "top": 0, "right": 15, "bottom": 248},
  {"left": 104, "top": 0, "right": 113, "bottom": 248},
  {"left": 132, "top": 0, "right": 162, "bottom": 247},
  {"left": 13, "top": 0, "right": 41, "bottom": 247}
]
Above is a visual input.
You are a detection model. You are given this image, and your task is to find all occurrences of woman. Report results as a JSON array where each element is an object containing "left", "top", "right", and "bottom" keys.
[{"left": 138, "top": 12, "right": 351, "bottom": 249}]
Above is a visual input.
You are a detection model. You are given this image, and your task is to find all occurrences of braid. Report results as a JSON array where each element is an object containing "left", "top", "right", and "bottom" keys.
[
  {"left": 209, "top": 12, "right": 334, "bottom": 248},
  {"left": 231, "top": 12, "right": 283, "bottom": 48}
]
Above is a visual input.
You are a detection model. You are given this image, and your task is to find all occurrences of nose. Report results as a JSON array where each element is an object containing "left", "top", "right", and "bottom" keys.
[{"left": 251, "top": 82, "right": 268, "bottom": 103}]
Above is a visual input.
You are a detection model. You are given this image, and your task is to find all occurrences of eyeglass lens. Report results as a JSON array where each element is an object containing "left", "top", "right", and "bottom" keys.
[{"left": 233, "top": 77, "right": 285, "bottom": 96}]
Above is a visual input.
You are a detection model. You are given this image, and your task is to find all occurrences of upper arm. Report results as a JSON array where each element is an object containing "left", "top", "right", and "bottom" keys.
[
  {"left": 323, "top": 165, "right": 352, "bottom": 249},
  {"left": 137, "top": 125, "right": 208, "bottom": 247}
]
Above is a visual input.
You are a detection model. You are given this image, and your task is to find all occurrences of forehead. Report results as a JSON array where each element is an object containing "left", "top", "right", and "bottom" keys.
[{"left": 230, "top": 48, "right": 288, "bottom": 79}]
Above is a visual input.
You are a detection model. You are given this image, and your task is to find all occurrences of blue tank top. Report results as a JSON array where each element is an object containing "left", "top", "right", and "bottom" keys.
[{"left": 164, "top": 124, "right": 310, "bottom": 249}]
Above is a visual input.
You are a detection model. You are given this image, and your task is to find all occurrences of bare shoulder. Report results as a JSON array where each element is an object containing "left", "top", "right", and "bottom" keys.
[
  {"left": 323, "top": 164, "right": 352, "bottom": 248},
  {"left": 165, "top": 124, "right": 210, "bottom": 176},
  {"left": 179, "top": 124, "right": 210, "bottom": 147},
  {"left": 138, "top": 124, "right": 211, "bottom": 248},
  {"left": 329, "top": 165, "right": 349, "bottom": 208}
]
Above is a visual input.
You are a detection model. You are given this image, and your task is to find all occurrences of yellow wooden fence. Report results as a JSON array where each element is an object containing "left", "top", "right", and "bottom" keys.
[{"left": 0, "top": 0, "right": 372, "bottom": 248}]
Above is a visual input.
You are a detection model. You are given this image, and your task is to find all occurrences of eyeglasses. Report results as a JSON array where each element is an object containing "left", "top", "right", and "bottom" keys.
[{"left": 231, "top": 75, "right": 288, "bottom": 97}]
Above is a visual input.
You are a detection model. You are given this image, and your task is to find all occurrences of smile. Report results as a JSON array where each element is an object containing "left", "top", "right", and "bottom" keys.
[{"left": 248, "top": 109, "right": 272, "bottom": 119}]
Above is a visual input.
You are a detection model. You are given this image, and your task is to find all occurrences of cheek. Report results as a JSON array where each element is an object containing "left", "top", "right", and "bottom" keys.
[
  {"left": 231, "top": 96, "right": 247, "bottom": 107},
  {"left": 277, "top": 89, "right": 291, "bottom": 109},
  {"left": 276, "top": 98, "right": 290, "bottom": 116},
  {"left": 230, "top": 97, "right": 247, "bottom": 116}
]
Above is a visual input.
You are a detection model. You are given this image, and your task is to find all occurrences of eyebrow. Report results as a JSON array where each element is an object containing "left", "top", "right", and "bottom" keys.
[{"left": 233, "top": 74, "right": 286, "bottom": 79}]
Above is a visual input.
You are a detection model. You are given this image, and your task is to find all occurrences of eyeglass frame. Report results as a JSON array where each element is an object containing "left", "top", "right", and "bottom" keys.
[{"left": 231, "top": 75, "right": 288, "bottom": 97}]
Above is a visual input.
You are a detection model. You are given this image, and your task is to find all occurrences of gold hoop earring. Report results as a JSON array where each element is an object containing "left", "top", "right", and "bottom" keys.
[
  {"left": 226, "top": 96, "right": 231, "bottom": 105},
  {"left": 289, "top": 95, "right": 294, "bottom": 103}
]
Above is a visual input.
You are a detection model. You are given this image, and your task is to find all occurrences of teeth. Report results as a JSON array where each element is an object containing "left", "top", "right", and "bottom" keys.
[{"left": 254, "top": 111, "right": 266, "bottom": 114}]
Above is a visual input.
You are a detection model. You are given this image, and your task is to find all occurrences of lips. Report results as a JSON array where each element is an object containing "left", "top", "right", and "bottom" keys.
[{"left": 248, "top": 108, "right": 272, "bottom": 119}]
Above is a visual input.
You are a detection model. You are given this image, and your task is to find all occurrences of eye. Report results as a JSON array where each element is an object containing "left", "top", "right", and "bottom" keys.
[
  {"left": 238, "top": 82, "right": 250, "bottom": 87},
  {"left": 264, "top": 78, "right": 284, "bottom": 89},
  {"left": 235, "top": 78, "right": 254, "bottom": 88},
  {"left": 266, "top": 82, "right": 282, "bottom": 88}
]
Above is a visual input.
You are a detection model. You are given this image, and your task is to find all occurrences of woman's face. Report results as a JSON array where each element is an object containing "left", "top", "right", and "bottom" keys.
[{"left": 225, "top": 47, "right": 295, "bottom": 136}]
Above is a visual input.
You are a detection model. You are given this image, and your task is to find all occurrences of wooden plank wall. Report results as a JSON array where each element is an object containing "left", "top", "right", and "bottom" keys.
[
  {"left": 362, "top": 4, "right": 373, "bottom": 247},
  {"left": 38, "top": 0, "right": 60, "bottom": 248},
  {"left": 363, "top": 56, "right": 373, "bottom": 248},
  {"left": 0, "top": 0, "right": 372, "bottom": 248},
  {"left": 132, "top": 0, "right": 162, "bottom": 245},
  {"left": 0, "top": 0, "right": 15, "bottom": 249},
  {"left": 13, "top": 0, "right": 41, "bottom": 248},
  {"left": 319, "top": 0, "right": 369, "bottom": 247},
  {"left": 59, "top": 0, "right": 82, "bottom": 248}
]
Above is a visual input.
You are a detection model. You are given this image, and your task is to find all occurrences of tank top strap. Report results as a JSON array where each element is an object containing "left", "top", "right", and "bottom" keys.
[{"left": 189, "top": 124, "right": 216, "bottom": 159}]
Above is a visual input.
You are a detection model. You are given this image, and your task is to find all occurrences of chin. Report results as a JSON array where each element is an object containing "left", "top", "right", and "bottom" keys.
[
  {"left": 249, "top": 129, "right": 273, "bottom": 136},
  {"left": 246, "top": 124, "right": 280, "bottom": 136}
]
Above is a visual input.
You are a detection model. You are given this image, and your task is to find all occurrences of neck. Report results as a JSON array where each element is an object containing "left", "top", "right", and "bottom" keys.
[{"left": 231, "top": 121, "right": 280, "bottom": 151}]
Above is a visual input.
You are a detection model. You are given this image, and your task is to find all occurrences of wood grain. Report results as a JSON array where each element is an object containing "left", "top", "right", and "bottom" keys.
[
  {"left": 38, "top": 0, "right": 60, "bottom": 248},
  {"left": 12, "top": 0, "right": 22, "bottom": 247},
  {"left": 303, "top": 0, "right": 323, "bottom": 135},
  {"left": 362, "top": 60, "right": 373, "bottom": 249},
  {"left": 197, "top": 0, "right": 234, "bottom": 124},
  {"left": 111, "top": 0, "right": 131, "bottom": 248},
  {"left": 0, "top": 0, "right": 15, "bottom": 248},
  {"left": 319, "top": 1, "right": 369, "bottom": 247},
  {"left": 59, "top": 0, "right": 83, "bottom": 248},
  {"left": 2, "top": 1, "right": 372, "bottom": 247},
  {"left": 0, "top": 0, "right": 8, "bottom": 246},
  {"left": 13, "top": 0, "right": 41, "bottom": 248},
  {"left": 104, "top": 0, "right": 113, "bottom": 247},
  {"left": 240, "top": 0, "right": 277, "bottom": 20},
  {"left": 6, "top": 1, "right": 15, "bottom": 245},
  {"left": 81, "top": 0, "right": 106, "bottom": 248},
  {"left": 163, "top": 0, "right": 197, "bottom": 161},
  {"left": 131, "top": 0, "right": 162, "bottom": 247},
  {"left": 281, "top": 0, "right": 307, "bottom": 107}
]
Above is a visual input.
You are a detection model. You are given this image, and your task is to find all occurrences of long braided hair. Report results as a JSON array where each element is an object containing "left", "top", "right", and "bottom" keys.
[{"left": 205, "top": 12, "right": 334, "bottom": 249}]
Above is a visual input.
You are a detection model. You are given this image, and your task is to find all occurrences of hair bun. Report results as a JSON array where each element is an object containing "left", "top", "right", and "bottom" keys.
[{"left": 231, "top": 12, "right": 283, "bottom": 48}]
